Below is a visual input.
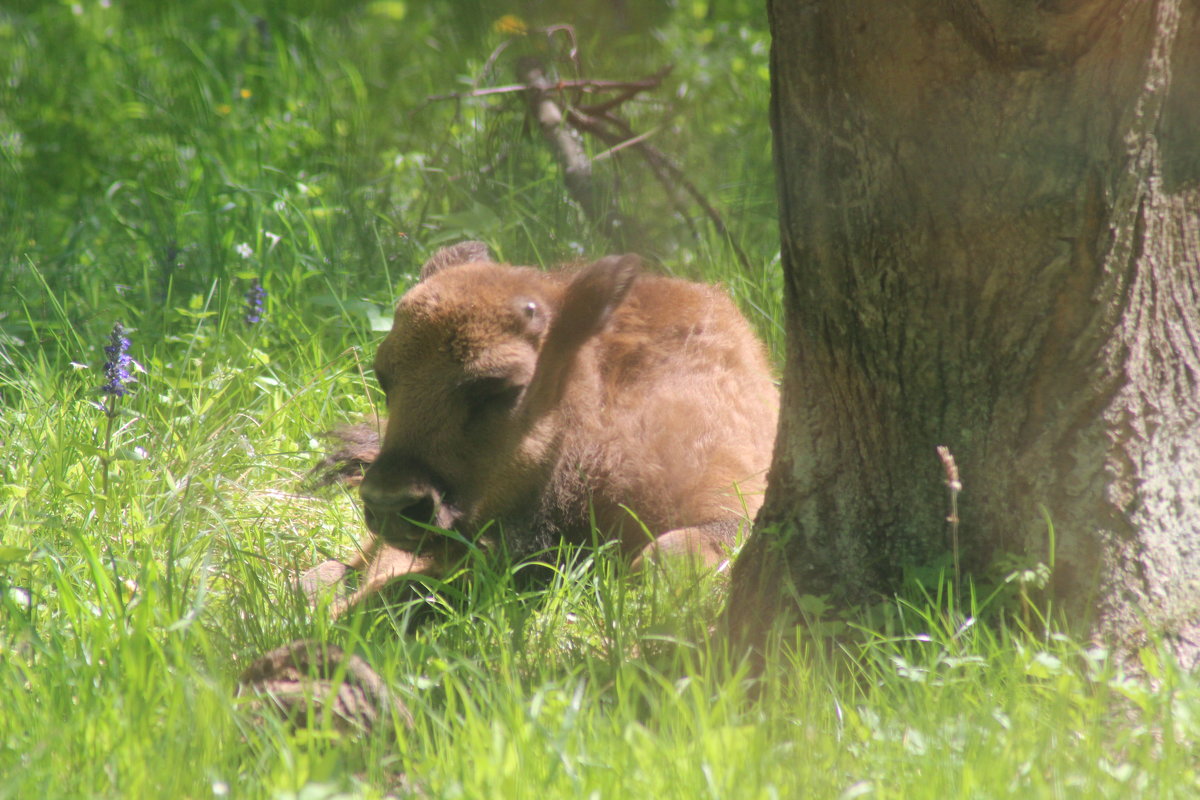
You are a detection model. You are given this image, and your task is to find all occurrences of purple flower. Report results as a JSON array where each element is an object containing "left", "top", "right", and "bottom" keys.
[
  {"left": 100, "top": 322, "right": 134, "bottom": 397},
  {"left": 245, "top": 279, "right": 266, "bottom": 324}
]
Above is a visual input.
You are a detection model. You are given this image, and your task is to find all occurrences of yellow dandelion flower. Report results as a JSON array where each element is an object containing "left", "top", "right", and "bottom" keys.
[
  {"left": 493, "top": 14, "right": 527, "bottom": 35},
  {"left": 240, "top": 88, "right": 252, "bottom": 99},
  {"left": 366, "top": 1, "right": 406, "bottom": 20}
]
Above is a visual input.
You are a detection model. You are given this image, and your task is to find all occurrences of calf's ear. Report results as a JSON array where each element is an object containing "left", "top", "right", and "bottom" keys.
[
  {"left": 419, "top": 241, "right": 493, "bottom": 281},
  {"left": 521, "top": 253, "right": 640, "bottom": 414}
]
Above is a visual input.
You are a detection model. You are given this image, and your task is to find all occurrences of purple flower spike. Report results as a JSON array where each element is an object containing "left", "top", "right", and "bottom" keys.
[
  {"left": 245, "top": 279, "right": 266, "bottom": 325},
  {"left": 101, "top": 322, "right": 134, "bottom": 397}
]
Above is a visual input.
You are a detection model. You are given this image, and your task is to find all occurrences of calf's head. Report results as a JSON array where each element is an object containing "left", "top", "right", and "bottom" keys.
[{"left": 359, "top": 243, "right": 638, "bottom": 553}]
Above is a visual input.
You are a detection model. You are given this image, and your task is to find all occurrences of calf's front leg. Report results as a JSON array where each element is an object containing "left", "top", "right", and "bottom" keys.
[
  {"left": 299, "top": 534, "right": 440, "bottom": 619},
  {"left": 629, "top": 518, "right": 745, "bottom": 574}
]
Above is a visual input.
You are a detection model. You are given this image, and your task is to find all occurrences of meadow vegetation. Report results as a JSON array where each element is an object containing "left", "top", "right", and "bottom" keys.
[{"left": 2, "top": 1, "right": 1199, "bottom": 797}]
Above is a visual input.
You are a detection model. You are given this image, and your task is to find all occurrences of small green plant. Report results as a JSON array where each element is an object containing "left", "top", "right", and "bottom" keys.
[{"left": 995, "top": 509, "right": 1058, "bottom": 632}]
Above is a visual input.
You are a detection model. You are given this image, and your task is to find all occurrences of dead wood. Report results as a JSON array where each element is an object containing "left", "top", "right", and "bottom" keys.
[
  {"left": 237, "top": 639, "right": 411, "bottom": 733},
  {"left": 422, "top": 27, "right": 753, "bottom": 271}
]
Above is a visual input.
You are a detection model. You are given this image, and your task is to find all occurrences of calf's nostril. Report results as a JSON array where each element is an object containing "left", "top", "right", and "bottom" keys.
[
  {"left": 399, "top": 494, "right": 437, "bottom": 525},
  {"left": 360, "top": 483, "right": 439, "bottom": 523}
]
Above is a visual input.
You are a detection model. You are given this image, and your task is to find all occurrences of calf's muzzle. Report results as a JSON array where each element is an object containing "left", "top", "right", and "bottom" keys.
[{"left": 359, "top": 464, "right": 456, "bottom": 549}]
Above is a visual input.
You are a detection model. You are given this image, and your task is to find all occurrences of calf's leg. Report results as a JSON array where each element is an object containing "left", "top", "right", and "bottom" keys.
[
  {"left": 299, "top": 534, "right": 440, "bottom": 619},
  {"left": 630, "top": 518, "right": 746, "bottom": 574}
]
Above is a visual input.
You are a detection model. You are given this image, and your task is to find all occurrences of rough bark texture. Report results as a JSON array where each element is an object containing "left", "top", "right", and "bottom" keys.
[{"left": 728, "top": 0, "right": 1200, "bottom": 660}]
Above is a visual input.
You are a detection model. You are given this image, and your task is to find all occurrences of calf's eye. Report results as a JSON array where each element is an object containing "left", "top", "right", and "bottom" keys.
[
  {"left": 463, "top": 376, "right": 523, "bottom": 416},
  {"left": 513, "top": 297, "right": 547, "bottom": 338}
]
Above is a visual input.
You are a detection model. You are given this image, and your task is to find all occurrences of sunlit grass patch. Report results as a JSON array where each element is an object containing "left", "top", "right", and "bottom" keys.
[{"left": 3, "top": 1, "right": 1199, "bottom": 798}]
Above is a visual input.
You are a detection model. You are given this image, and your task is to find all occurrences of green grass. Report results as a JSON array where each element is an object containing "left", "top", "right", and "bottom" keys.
[{"left": 2, "top": 1, "right": 1198, "bottom": 798}]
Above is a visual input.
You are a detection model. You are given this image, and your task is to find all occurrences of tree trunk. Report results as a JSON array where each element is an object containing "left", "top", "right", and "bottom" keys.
[{"left": 728, "top": 0, "right": 1200, "bottom": 661}]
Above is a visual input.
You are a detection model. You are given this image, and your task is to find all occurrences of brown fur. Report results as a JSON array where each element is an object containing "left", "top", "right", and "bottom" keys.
[{"left": 303, "top": 243, "right": 778, "bottom": 616}]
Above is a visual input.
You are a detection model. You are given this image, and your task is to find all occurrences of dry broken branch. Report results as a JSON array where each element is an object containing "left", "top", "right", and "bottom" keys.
[
  {"left": 566, "top": 105, "right": 753, "bottom": 272},
  {"left": 238, "top": 640, "right": 411, "bottom": 734},
  {"left": 427, "top": 73, "right": 674, "bottom": 105},
  {"left": 517, "top": 56, "right": 610, "bottom": 230},
  {"left": 421, "top": 41, "right": 751, "bottom": 270}
]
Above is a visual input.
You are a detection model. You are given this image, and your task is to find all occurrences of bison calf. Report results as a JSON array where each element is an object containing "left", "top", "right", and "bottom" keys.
[{"left": 305, "top": 242, "right": 778, "bottom": 615}]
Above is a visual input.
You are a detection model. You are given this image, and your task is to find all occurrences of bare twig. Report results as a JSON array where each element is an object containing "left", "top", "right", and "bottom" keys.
[
  {"left": 421, "top": 35, "right": 751, "bottom": 270},
  {"left": 591, "top": 125, "right": 662, "bottom": 161},
  {"left": 476, "top": 38, "right": 516, "bottom": 89},
  {"left": 542, "top": 24, "right": 581, "bottom": 65},
  {"left": 577, "top": 65, "right": 674, "bottom": 116},
  {"left": 568, "top": 106, "right": 753, "bottom": 272},
  {"left": 567, "top": 106, "right": 701, "bottom": 242},
  {"left": 517, "top": 57, "right": 611, "bottom": 231},
  {"left": 427, "top": 76, "right": 672, "bottom": 105}
]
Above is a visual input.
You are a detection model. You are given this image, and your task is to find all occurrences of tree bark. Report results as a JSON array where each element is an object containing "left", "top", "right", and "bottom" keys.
[{"left": 728, "top": 0, "right": 1200, "bottom": 660}]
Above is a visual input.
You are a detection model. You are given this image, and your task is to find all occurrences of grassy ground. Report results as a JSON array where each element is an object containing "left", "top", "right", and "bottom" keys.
[{"left": 2, "top": 2, "right": 1199, "bottom": 798}]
